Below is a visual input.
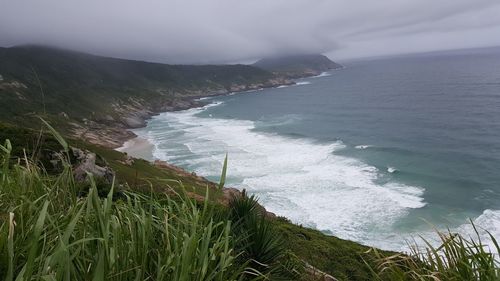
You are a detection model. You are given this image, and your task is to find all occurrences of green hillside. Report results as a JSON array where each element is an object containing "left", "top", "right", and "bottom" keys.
[
  {"left": 0, "top": 122, "right": 391, "bottom": 281},
  {"left": 2, "top": 46, "right": 498, "bottom": 281},
  {"left": 0, "top": 47, "right": 387, "bottom": 279},
  {"left": 0, "top": 46, "right": 290, "bottom": 138}
]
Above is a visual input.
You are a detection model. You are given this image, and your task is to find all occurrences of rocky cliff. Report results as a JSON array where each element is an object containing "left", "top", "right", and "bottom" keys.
[{"left": 0, "top": 45, "right": 293, "bottom": 147}]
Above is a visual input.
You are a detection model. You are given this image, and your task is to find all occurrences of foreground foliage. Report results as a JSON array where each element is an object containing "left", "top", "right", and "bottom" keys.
[
  {"left": 2, "top": 123, "right": 500, "bottom": 281},
  {"left": 369, "top": 225, "right": 500, "bottom": 280},
  {"left": 0, "top": 132, "right": 299, "bottom": 280}
]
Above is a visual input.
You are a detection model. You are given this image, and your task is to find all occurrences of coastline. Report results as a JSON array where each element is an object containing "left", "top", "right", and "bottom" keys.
[{"left": 113, "top": 69, "right": 340, "bottom": 158}]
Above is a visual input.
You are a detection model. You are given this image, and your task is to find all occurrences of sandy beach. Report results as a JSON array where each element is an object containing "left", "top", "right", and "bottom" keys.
[{"left": 116, "top": 136, "right": 155, "bottom": 161}]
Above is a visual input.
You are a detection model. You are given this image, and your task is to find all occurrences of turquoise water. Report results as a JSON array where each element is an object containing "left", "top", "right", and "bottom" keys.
[{"left": 133, "top": 48, "right": 500, "bottom": 251}]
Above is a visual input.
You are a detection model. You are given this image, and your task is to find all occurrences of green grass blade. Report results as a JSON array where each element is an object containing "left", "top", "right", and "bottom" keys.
[
  {"left": 38, "top": 117, "right": 68, "bottom": 152},
  {"left": 218, "top": 153, "right": 228, "bottom": 190},
  {"left": 24, "top": 200, "right": 50, "bottom": 280},
  {"left": 6, "top": 212, "right": 15, "bottom": 281}
]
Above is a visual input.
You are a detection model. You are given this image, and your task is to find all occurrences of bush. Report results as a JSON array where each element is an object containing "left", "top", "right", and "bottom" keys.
[{"left": 228, "top": 191, "right": 303, "bottom": 280}]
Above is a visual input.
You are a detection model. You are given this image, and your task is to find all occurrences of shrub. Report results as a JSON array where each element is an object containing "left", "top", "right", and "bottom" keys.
[{"left": 228, "top": 191, "right": 302, "bottom": 280}]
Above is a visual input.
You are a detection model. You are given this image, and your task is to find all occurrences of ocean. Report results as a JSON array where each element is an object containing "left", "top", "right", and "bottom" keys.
[{"left": 125, "top": 47, "right": 500, "bottom": 252}]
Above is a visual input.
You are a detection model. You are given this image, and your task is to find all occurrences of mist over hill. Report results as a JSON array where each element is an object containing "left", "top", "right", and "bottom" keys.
[
  {"left": 0, "top": 46, "right": 339, "bottom": 131},
  {"left": 253, "top": 54, "right": 342, "bottom": 78},
  {"left": 0, "top": 45, "right": 284, "bottom": 119},
  {"left": 0, "top": 46, "right": 341, "bottom": 147},
  {"left": 0, "top": 45, "right": 299, "bottom": 145}
]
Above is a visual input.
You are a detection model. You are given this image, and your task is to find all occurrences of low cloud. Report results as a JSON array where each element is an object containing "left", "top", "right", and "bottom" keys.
[{"left": 1, "top": 0, "right": 500, "bottom": 63}]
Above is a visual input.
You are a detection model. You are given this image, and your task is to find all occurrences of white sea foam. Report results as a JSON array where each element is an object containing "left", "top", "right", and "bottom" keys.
[
  {"left": 311, "top": 72, "right": 332, "bottom": 78},
  {"left": 465, "top": 209, "right": 500, "bottom": 254},
  {"left": 136, "top": 102, "right": 431, "bottom": 250},
  {"left": 398, "top": 209, "right": 500, "bottom": 255},
  {"left": 195, "top": 96, "right": 212, "bottom": 101},
  {"left": 139, "top": 103, "right": 500, "bottom": 253},
  {"left": 242, "top": 88, "right": 265, "bottom": 93},
  {"left": 387, "top": 166, "right": 397, "bottom": 173},
  {"left": 280, "top": 81, "right": 310, "bottom": 88},
  {"left": 296, "top": 81, "right": 311, "bottom": 85},
  {"left": 355, "top": 145, "right": 372, "bottom": 149}
]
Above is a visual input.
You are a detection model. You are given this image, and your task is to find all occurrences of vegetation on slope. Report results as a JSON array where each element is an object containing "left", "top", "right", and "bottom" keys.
[
  {"left": 0, "top": 45, "right": 274, "bottom": 118},
  {"left": 2, "top": 122, "right": 500, "bottom": 280},
  {"left": 0, "top": 45, "right": 291, "bottom": 145},
  {"left": 0, "top": 121, "right": 220, "bottom": 199},
  {"left": 0, "top": 121, "right": 376, "bottom": 280},
  {"left": 2, "top": 47, "right": 500, "bottom": 280},
  {"left": 370, "top": 226, "right": 500, "bottom": 280},
  {"left": 0, "top": 123, "right": 385, "bottom": 280},
  {"left": 0, "top": 129, "right": 303, "bottom": 280}
]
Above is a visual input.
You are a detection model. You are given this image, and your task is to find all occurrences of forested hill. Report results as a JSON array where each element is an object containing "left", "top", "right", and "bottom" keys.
[{"left": 0, "top": 45, "right": 290, "bottom": 125}]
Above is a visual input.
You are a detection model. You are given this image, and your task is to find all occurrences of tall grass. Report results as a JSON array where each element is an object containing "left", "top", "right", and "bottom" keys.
[
  {"left": 0, "top": 139, "right": 249, "bottom": 281},
  {"left": 0, "top": 124, "right": 302, "bottom": 280},
  {"left": 4, "top": 124, "right": 500, "bottom": 281},
  {"left": 369, "top": 225, "right": 500, "bottom": 280}
]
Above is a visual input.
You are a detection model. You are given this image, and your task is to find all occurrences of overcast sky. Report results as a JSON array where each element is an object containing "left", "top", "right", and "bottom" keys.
[{"left": 1, "top": 0, "right": 500, "bottom": 64}]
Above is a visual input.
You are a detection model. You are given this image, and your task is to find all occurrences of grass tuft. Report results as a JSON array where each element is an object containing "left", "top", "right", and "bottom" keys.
[{"left": 369, "top": 223, "right": 500, "bottom": 281}]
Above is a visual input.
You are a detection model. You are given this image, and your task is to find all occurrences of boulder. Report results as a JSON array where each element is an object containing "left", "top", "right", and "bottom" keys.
[{"left": 71, "top": 147, "right": 115, "bottom": 184}]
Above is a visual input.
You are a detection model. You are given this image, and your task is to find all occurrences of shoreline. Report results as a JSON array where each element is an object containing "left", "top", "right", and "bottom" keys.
[
  {"left": 113, "top": 69, "right": 339, "bottom": 158},
  {"left": 109, "top": 66, "right": 500, "bottom": 255},
  {"left": 116, "top": 136, "right": 155, "bottom": 161}
]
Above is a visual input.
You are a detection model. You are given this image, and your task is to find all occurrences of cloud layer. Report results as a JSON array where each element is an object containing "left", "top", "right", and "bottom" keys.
[{"left": 1, "top": 0, "right": 500, "bottom": 63}]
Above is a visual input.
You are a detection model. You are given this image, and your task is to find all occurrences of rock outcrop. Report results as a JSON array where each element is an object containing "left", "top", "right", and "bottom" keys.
[{"left": 71, "top": 147, "right": 115, "bottom": 184}]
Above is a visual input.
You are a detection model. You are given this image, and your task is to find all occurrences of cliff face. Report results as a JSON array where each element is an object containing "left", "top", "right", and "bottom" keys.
[
  {"left": 0, "top": 45, "right": 293, "bottom": 147},
  {"left": 253, "top": 54, "right": 342, "bottom": 78}
]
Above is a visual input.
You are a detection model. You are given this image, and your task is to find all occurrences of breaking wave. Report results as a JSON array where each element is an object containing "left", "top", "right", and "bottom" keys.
[{"left": 137, "top": 101, "right": 429, "bottom": 250}]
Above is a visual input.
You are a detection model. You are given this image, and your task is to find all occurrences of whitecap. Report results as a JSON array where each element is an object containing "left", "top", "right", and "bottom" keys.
[
  {"left": 355, "top": 145, "right": 372, "bottom": 149},
  {"left": 136, "top": 104, "right": 428, "bottom": 250},
  {"left": 458, "top": 210, "right": 500, "bottom": 255},
  {"left": 296, "top": 81, "right": 311, "bottom": 86},
  {"left": 311, "top": 72, "right": 331, "bottom": 78},
  {"left": 396, "top": 209, "right": 500, "bottom": 256},
  {"left": 195, "top": 96, "right": 212, "bottom": 101}
]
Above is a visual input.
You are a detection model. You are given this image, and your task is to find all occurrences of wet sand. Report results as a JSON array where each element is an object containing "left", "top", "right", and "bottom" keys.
[{"left": 116, "top": 137, "right": 155, "bottom": 161}]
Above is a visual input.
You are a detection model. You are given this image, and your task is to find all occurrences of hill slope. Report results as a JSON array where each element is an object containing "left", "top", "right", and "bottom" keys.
[
  {"left": 0, "top": 121, "right": 391, "bottom": 281},
  {"left": 0, "top": 46, "right": 292, "bottom": 146},
  {"left": 253, "top": 54, "right": 342, "bottom": 78}
]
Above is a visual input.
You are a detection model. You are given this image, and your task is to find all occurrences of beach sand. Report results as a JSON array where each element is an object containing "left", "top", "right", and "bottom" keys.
[{"left": 116, "top": 137, "right": 155, "bottom": 161}]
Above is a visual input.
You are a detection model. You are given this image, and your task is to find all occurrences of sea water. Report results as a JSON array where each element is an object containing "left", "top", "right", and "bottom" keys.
[{"left": 132, "top": 47, "right": 500, "bottom": 252}]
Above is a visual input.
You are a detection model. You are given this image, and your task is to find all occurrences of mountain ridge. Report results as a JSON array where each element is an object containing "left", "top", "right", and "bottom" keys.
[
  {"left": 0, "top": 45, "right": 293, "bottom": 146},
  {"left": 253, "top": 54, "right": 343, "bottom": 78},
  {"left": 0, "top": 46, "right": 343, "bottom": 148}
]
